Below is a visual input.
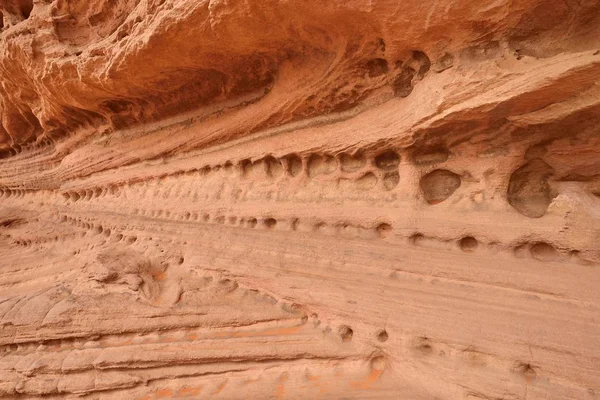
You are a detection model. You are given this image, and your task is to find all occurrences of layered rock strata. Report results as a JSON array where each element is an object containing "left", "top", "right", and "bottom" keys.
[{"left": 1, "top": 0, "right": 600, "bottom": 399}]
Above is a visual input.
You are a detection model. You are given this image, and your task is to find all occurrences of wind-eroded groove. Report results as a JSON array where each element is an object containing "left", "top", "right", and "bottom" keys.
[
  {"left": 0, "top": 317, "right": 307, "bottom": 351},
  {"left": 8, "top": 356, "right": 367, "bottom": 398}
]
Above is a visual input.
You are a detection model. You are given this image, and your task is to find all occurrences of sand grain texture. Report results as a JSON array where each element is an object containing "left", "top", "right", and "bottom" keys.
[{"left": 1, "top": 0, "right": 600, "bottom": 398}]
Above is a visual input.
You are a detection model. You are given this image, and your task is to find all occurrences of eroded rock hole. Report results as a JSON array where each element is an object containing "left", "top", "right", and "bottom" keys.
[
  {"left": 507, "top": 159, "right": 556, "bottom": 218},
  {"left": 290, "top": 218, "right": 299, "bottom": 231},
  {"left": 409, "top": 233, "right": 424, "bottom": 246},
  {"left": 420, "top": 169, "right": 461, "bottom": 204},
  {"left": 412, "top": 147, "right": 449, "bottom": 165},
  {"left": 199, "top": 166, "right": 211, "bottom": 176},
  {"left": 339, "top": 153, "right": 366, "bottom": 172},
  {"left": 20, "top": 0, "right": 33, "bottom": 19},
  {"left": 314, "top": 222, "right": 328, "bottom": 233},
  {"left": 393, "top": 67, "right": 416, "bottom": 97},
  {"left": 307, "top": 154, "right": 336, "bottom": 177},
  {"left": 413, "top": 336, "right": 433, "bottom": 354},
  {"left": 411, "top": 51, "right": 431, "bottom": 77},
  {"left": 264, "top": 156, "right": 283, "bottom": 179},
  {"left": 376, "top": 223, "right": 392, "bottom": 238},
  {"left": 365, "top": 58, "right": 389, "bottom": 77},
  {"left": 223, "top": 161, "right": 233, "bottom": 174},
  {"left": 263, "top": 218, "right": 277, "bottom": 229},
  {"left": 433, "top": 53, "right": 454, "bottom": 73},
  {"left": 393, "top": 51, "right": 430, "bottom": 97},
  {"left": 383, "top": 172, "right": 400, "bottom": 191},
  {"left": 286, "top": 154, "right": 303, "bottom": 177},
  {"left": 375, "top": 150, "right": 400, "bottom": 171},
  {"left": 530, "top": 242, "right": 559, "bottom": 262},
  {"left": 356, "top": 172, "right": 377, "bottom": 190},
  {"left": 339, "top": 325, "right": 353, "bottom": 342},
  {"left": 243, "top": 159, "right": 267, "bottom": 179},
  {"left": 377, "top": 329, "right": 389, "bottom": 342},
  {"left": 459, "top": 236, "right": 478, "bottom": 252}
]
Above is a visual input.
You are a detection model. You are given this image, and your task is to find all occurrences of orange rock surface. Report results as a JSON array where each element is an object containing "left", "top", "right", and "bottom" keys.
[{"left": 1, "top": 0, "right": 600, "bottom": 398}]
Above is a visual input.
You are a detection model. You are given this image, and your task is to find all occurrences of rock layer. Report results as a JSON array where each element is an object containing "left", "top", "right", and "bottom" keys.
[{"left": 1, "top": 0, "right": 600, "bottom": 399}]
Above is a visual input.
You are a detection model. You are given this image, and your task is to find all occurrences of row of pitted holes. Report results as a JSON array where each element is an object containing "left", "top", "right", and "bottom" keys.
[
  {"left": 13, "top": 214, "right": 553, "bottom": 260},
  {"left": 188, "top": 150, "right": 399, "bottom": 182},
  {"left": 338, "top": 324, "right": 537, "bottom": 381},
  {"left": 145, "top": 210, "right": 394, "bottom": 239},
  {"left": 337, "top": 325, "right": 389, "bottom": 344},
  {"left": 126, "top": 208, "right": 560, "bottom": 260},
  {"left": 0, "top": 188, "right": 32, "bottom": 198},
  {"left": 58, "top": 208, "right": 561, "bottom": 259},
  {"left": 60, "top": 215, "right": 137, "bottom": 245},
  {"left": 10, "top": 232, "right": 79, "bottom": 247},
  {"left": 57, "top": 190, "right": 566, "bottom": 262},
  {"left": 411, "top": 233, "right": 565, "bottom": 263},
  {"left": 59, "top": 150, "right": 403, "bottom": 203},
  {"left": 62, "top": 187, "right": 103, "bottom": 202},
  {"left": 334, "top": 244, "right": 561, "bottom": 348},
  {"left": 9, "top": 150, "right": 454, "bottom": 207}
]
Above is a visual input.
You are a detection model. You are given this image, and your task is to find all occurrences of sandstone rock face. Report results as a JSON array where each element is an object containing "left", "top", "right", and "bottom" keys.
[{"left": 1, "top": 0, "right": 600, "bottom": 399}]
